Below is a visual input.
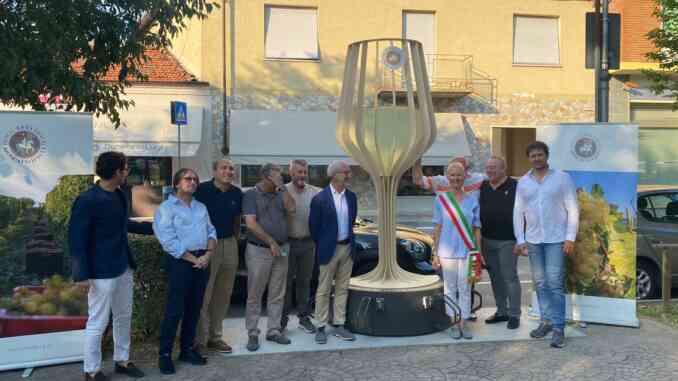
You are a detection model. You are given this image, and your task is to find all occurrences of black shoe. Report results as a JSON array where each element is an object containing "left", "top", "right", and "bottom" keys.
[
  {"left": 84, "top": 371, "right": 110, "bottom": 381},
  {"left": 178, "top": 349, "right": 207, "bottom": 365},
  {"left": 298, "top": 316, "right": 317, "bottom": 334},
  {"left": 485, "top": 313, "right": 509, "bottom": 324},
  {"left": 530, "top": 322, "right": 553, "bottom": 338},
  {"left": 507, "top": 317, "right": 520, "bottom": 330},
  {"left": 550, "top": 329, "right": 565, "bottom": 348},
  {"left": 266, "top": 331, "right": 292, "bottom": 345},
  {"left": 246, "top": 335, "right": 259, "bottom": 352},
  {"left": 114, "top": 362, "right": 145, "bottom": 378},
  {"left": 281, "top": 314, "right": 289, "bottom": 331},
  {"left": 158, "top": 355, "right": 175, "bottom": 375},
  {"left": 315, "top": 326, "right": 327, "bottom": 344},
  {"left": 466, "top": 313, "right": 477, "bottom": 322}
]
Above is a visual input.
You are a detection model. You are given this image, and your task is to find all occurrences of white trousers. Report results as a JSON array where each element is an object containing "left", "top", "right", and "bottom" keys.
[
  {"left": 84, "top": 268, "right": 133, "bottom": 373},
  {"left": 440, "top": 257, "right": 471, "bottom": 320}
]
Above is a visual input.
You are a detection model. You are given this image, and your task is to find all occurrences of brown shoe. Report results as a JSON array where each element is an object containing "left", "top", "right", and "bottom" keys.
[{"left": 207, "top": 339, "right": 232, "bottom": 353}]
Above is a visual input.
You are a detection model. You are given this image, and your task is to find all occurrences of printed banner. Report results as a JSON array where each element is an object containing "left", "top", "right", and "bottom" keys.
[
  {"left": 535, "top": 123, "right": 639, "bottom": 327},
  {"left": 0, "top": 111, "right": 93, "bottom": 370}
]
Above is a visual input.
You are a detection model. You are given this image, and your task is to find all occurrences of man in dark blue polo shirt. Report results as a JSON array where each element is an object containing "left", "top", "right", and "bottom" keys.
[
  {"left": 69, "top": 151, "right": 151, "bottom": 381},
  {"left": 479, "top": 156, "right": 521, "bottom": 330},
  {"left": 194, "top": 158, "right": 242, "bottom": 354}
]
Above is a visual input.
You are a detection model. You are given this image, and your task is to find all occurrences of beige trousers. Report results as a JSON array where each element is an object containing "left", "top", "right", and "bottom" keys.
[
  {"left": 314, "top": 244, "right": 353, "bottom": 327},
  {"left": 245, "top": 243, "right": 289, "bottom": 336},
  {"left": 196, "top": 237, "right": 239, "bottom": 345}
]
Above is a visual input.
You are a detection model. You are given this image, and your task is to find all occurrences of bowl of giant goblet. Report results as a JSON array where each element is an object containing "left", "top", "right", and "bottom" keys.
[{"left": 337, "top": 39, "right": 450, "bottom": 336}]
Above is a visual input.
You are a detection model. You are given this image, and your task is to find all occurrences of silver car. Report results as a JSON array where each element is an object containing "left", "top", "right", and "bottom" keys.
[{"left": 636, "top": 187, "right": 678, "bottom": 299}]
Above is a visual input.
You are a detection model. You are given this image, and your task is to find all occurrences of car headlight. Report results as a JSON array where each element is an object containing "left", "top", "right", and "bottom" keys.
[{"left": 399, "top": 239, "right": 428, "bottom": 261}]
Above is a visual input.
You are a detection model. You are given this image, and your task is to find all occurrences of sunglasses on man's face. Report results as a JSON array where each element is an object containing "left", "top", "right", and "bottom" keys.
[{"left": 183, "top": 176, "right": 199, "bottom": 183}]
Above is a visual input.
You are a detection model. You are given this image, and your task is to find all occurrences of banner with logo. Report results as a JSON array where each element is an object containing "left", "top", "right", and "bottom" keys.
[
  {"left": 0, "top": 111, "right": 93, "bottom": 370},
  {"left": 533, "top": 123, "right": 639, "bottom": 327}
]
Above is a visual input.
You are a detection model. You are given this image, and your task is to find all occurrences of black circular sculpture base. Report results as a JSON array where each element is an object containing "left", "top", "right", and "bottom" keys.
[{"left": 345, "top": 282, "right": 451, "bottom": 336}]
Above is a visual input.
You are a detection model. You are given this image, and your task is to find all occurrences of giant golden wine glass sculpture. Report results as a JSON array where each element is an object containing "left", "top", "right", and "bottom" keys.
[{"left": 337, "top": 39, "right": 450, "bottom": 336}]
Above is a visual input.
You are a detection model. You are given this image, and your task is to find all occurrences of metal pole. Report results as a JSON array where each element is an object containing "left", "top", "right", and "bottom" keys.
[
  {"left": 662, "top": 249, "right": 672, "bottom": 313},
  {"left": 177, "top": 123, "right": 182, "bottom": 169},
  {"left": 594, "top": 0, "right": 601, "bottom": 122},
  {"left": 600, "top": 0, "right": 610, "bottom": 122}
]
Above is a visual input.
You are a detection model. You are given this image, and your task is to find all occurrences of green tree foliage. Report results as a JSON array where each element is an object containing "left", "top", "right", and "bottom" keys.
[
  {"left": 645, "top": 0, "right": 678, "bottom": 102},
  {"left": 44, "top": 175, "right": 93, "bottom": 245},
  {"left": 570, "top": 186, "right": 635, "bottom": 298},
  {"left": 0, "top": 196, "right": 40, "bottom": 295},
  {"left": 0, "top": 0, "right": 216, "bottom": 126}
]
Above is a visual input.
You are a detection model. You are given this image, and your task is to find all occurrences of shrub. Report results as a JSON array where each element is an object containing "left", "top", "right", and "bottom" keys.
[{"left": 128, "top": 234, "right": 168, "bottom": 340}]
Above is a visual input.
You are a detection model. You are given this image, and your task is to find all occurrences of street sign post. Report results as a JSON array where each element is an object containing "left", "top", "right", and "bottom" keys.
[{"left": 170, "top": 101, "right": 187, "bottom": 168}]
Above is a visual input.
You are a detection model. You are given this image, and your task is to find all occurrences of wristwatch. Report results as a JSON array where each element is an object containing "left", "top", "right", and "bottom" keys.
[{"left": 277, "top": 185, "right": 287, "bottom": 193}]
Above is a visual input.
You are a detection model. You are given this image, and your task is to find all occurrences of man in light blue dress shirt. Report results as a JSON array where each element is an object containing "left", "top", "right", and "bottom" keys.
[
  {"left": 513, "top": 141, "right": 579, "bottom": 349},
  {"left": 153, "top": 168, "right": 217, "bottom": 375}
]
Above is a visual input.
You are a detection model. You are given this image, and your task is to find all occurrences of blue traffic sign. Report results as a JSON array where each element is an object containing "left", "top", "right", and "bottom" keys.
[{"left": 170, "top": 101, "right": 188, "bottom": 125}]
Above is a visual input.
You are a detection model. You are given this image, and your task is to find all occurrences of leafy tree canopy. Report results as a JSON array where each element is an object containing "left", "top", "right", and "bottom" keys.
[
  {"left": 0, "top": 0, "right": 217, "bottom": 126},
  {"left": 645, "top": 0, "right": 678, "bottom": 102}
]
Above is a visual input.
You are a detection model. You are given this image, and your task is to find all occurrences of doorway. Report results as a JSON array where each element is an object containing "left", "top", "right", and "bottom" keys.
[{"left": 491, "top": 126, "right": 536, "bottom": 177}]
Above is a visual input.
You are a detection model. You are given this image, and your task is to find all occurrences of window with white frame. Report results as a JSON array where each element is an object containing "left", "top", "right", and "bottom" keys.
[
  {"left": 264, "top": 6, "right": 319, "bottom": 60},
  {"left": 513, "top": 15, "right": 560, "bottom": 65}
]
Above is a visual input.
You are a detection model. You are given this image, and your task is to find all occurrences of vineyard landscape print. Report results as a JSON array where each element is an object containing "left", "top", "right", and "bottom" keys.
[{"left": 567, "top": 171, "right": 638, "bottom": 299}]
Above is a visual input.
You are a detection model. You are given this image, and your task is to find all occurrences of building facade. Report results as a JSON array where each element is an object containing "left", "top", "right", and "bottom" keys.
[{"left": 172, "top": 0, "right": 597, "bottom": 210}]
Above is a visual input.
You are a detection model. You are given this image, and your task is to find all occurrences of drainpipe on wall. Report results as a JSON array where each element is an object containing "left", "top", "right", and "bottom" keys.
[
  {"left": 221, "top": 0, "right": 235, "bottom": 155},
  {"left": 600, "top": 0, "right": 610, "bottom": 122}
]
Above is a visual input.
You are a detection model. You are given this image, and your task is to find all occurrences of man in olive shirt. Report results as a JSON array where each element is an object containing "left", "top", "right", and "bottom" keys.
[
  {"left": 282, "top": 159, "right": 321, "bottom": 334},
  {"left": 479, "top": 156, "right": 521, "bottom": 329},
  {"left": 242, "top": 163, "right": 296, "bottom": 351},
  {"left": 194, "top": 159, "right": 242, "bottom": 353}
]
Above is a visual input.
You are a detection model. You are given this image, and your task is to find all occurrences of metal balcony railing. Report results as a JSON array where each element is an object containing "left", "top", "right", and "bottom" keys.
[{"left": 381, "top": 54, "right": 497, "bottom": 105}]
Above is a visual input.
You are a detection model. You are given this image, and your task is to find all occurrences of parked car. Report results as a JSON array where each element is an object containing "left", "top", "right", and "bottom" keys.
[
  {"left": 232, "top": 217, "right": 435, "bottom": 302},
  {"left": 636, "top": 187, "right": 678, "bottom": 299}
]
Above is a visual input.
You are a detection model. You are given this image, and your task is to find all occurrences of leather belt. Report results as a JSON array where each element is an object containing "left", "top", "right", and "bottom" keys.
[
  {"left": 247, "top": 240, "right": 269, "bottom": 249},
  {"left": 289, "top": 237, "right": 311, "bottom": 241},
  {"left": 190, "top": 249, "right": 207, "bottom": 257}
]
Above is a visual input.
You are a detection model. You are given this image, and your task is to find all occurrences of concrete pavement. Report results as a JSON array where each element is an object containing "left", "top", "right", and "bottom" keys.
[{"left": 1, "top": 317, "right": 676, "bottom": 381}]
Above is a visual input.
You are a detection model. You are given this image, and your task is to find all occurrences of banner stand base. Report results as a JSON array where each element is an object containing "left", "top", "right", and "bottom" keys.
[
  {"left": 529, "top": 292, "right": 640, "bottom": 328},
  {"left": 0, "top": 330, "right": 85, "bottom": 372}
]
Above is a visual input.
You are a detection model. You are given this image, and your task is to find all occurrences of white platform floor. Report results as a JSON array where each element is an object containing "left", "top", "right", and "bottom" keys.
[{"left": 219, "top": 307, "right": 586, "bottom": 357}]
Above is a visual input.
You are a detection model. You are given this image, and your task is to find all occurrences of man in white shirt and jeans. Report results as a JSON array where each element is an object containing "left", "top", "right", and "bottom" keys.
[{"left": 513, "top": 141, "right": 579, "bottom": 349}]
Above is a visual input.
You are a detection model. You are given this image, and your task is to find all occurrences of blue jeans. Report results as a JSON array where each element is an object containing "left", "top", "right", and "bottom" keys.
[{"left": 527, "top": 242, "right": 565, "bottom": 330}]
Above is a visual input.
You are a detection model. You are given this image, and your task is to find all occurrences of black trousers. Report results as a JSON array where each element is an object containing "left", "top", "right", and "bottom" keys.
[{"left": 159, "top": 254, "right": 210, "bottom": 356}]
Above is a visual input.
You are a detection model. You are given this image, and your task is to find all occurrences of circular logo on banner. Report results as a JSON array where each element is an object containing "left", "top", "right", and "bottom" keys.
[
  {"left": 571, "top": 135, "right": 600, "bottom": 161},
  {"left": 3, "top": 125, "right": 47, "bottom": 164},
  {"left": 382, "top": 46, "right": 406, "bottom": 70}
]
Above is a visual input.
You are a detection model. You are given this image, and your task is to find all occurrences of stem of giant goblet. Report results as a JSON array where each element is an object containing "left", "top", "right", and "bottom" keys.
[
  {"left": 373, "top": 175, "right": 398, "bottom": 280},
  {"left": 352, "top": 175, "right": 434, "bottom": 289}
]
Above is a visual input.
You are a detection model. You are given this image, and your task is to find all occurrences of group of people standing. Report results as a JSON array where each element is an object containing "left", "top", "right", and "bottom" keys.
[
  {"left": 68, "top": 140, "right": 578, "bottom": 380},
  {"left": 69, "top": 152, "right": 359, "bottom": 380},
  {"left": 414, "top": 141, "right": 579, "bottom": 348}
]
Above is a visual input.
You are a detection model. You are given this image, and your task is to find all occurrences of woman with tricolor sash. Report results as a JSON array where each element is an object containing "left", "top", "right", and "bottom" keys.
[{"left": 431, "top": 162, "right": 481, "bottom": 339}]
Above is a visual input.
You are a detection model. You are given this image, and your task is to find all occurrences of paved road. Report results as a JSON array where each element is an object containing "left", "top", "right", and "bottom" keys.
[{"left": 2, "top": 319, "right": 677, "bottom": 381}]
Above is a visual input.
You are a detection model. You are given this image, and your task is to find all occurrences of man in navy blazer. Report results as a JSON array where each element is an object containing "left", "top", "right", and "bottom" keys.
[
  {"left": 309, "top": 160, "right": 358, "bottom": 344},
  {"left": 69, "top": 151, "right": 151, "bottom": 381}
]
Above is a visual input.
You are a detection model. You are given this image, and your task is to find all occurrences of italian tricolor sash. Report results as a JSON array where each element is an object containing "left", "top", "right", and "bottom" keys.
[
  {"left": 438, "top": 191, "right": 482, "bottom": 284},
  {"left": 437, "top": 191, "right": 478, "bottom": 252}
]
